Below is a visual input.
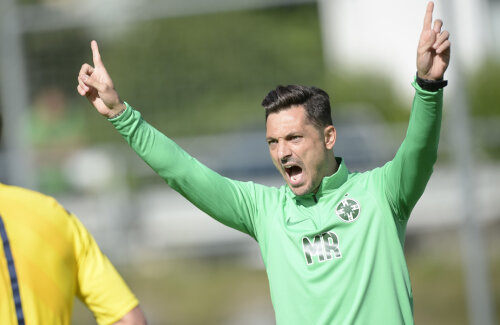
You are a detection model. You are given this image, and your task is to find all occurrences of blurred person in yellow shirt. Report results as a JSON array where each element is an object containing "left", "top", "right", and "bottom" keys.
[{"left": 0, "top": 113, "right": 146, "bottom": 324}]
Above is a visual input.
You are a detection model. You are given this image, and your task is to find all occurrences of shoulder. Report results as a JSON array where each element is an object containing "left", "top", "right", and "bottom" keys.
[
  {"left": 1, "top": 183, "right": 57, "bottom": 205},
  {"left": 346, "top": 165, "right": 387, "bottom": 186},
  {"left": 0, "top": 183, "right": 72, "bottom": 219}
]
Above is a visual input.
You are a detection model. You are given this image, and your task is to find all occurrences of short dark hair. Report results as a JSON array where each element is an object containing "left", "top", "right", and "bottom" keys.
[{"left": 261, "top": 85, "right": 333, "bottom": 128}]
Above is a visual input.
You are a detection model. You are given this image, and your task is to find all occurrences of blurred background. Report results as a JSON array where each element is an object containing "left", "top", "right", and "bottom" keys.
[{"left": 1, "top": 0, "right": 499, "bottom": 324}]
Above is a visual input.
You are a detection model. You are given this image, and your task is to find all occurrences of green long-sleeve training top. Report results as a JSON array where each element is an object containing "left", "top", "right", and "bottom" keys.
[{"left": 110, "top": 80, "right": 442, "bottom": 324}]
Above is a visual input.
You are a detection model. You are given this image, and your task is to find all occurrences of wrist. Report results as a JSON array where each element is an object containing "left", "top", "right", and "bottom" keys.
[
  {"left": 108, "top": 103, "right": 126, "bottom": 119},
  {"left": 416, "top": 73, "right": 448, "bottom": 91}
]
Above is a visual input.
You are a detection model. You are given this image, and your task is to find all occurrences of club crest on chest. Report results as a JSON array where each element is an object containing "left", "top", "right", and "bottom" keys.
[{"left": 335, "top": 195, "right": 361, "bottom": 223}]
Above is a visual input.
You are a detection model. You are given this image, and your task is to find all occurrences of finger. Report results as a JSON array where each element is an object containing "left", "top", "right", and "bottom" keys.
[
  {"left": 80, "top": 74, "right": 106, "bottom": 92},
  {"left": 79, "top": 63, "right": 94, "bottom": 77},
  {"left": 433, "top": 19, "right": 443, "bottom": 34},
  {"left": 77, "top": 84, "right": 86, "bottom": 96},
  {"left": 423, "top": 1, "right": 434, "bottom": 30},
  {"left": 91, "top": 40, "right": 104, "bottom": 68},
  {"left": 77, "top": 84, "right": 91, "bottom": 97},
  {"left": 77, "top": 76, "right": 90, "bottom": 92},
  {"left": 418, "top": 29, "right": 436, "bottom": 53},
  {"left": 433, "top": 30, "right": 450, "bottom": 49},
  {"left": 436, "top": 39, "right": 451, "bottom": 54}
]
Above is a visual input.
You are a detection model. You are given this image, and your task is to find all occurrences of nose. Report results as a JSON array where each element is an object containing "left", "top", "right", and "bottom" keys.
[{"left": 277, "top": 140, "right": 292, "bottom": 163}]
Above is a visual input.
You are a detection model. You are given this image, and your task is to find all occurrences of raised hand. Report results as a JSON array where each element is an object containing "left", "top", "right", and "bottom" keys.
[
  {"left": 77, "top": 40, "right": 126, "bottom": 118},
  {"left": 416, "top": 1, "right": 451, "bottom": 80}
]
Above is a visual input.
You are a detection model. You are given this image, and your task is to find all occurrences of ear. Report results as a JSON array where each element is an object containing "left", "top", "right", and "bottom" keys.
[{"left": 323, "top": 125, "right": 336, "bottom": 150}]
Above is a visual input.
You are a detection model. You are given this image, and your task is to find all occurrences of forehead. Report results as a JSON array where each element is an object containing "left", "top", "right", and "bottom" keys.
[{"left": 266, "top": 105, "right": 314, "bottom": 137}]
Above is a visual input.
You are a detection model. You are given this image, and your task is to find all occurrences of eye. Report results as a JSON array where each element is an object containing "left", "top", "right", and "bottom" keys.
[
  {"left": 267, "top": 139, "right": 277, "bottom": 147},
  {"left": 290, "top": 135, "right": 302, "bottom": 142}
]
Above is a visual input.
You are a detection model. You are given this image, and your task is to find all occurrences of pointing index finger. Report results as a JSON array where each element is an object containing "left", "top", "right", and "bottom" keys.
[
  {"left": 423, "top": 1, "right": 434, "bottom": 30},
  {"left": 91, "top": 40, "right": 104, "bottom": 68}
]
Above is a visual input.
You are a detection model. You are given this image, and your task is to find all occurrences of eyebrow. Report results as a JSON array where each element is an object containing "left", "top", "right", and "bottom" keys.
[{"left": 266, "top": 131, "right": 301, "bottom": 141}]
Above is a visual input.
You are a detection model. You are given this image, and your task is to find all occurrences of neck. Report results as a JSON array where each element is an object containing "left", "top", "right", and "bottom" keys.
[
  {"left": 326, "top": 154, "right": 339, "bottom": 177},
  {"left": 310, "top": 155, "right": 339, "bottom": 195}
]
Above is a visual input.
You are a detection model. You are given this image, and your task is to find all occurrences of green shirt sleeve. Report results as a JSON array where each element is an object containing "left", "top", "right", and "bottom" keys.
[
  {"left": 109, "top": 103, "right": 258, "bottom": 238},
  {"left": 383, "top": 80, "right": 443, "bottom": 220}
]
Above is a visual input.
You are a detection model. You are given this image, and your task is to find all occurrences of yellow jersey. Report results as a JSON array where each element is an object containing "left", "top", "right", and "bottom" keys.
[{"left": 0, "top": 183, "right": 139, "bottom": 325}]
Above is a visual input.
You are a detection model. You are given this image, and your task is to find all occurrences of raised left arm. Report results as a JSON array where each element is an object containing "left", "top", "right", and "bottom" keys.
[{"left": 384, "top": 1, "right": 451, "bottom": 220}]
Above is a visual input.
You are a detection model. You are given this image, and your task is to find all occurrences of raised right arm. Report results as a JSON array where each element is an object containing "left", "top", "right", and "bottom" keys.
[
  {"left": 77, "top": 41, "right": 259, "bottom": 236},
  {"left": 109, "top": 103, "right": 259, "bottom": 235}
]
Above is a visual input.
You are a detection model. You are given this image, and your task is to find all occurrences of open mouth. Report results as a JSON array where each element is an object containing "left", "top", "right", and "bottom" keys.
[{"left": 284, "top": 164, "right": 303, "bottom": 185}]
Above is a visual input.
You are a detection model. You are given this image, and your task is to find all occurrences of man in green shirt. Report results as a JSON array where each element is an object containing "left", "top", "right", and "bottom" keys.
[{"left": 77, "top": 2, "right": 450, "bottom": 324}]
